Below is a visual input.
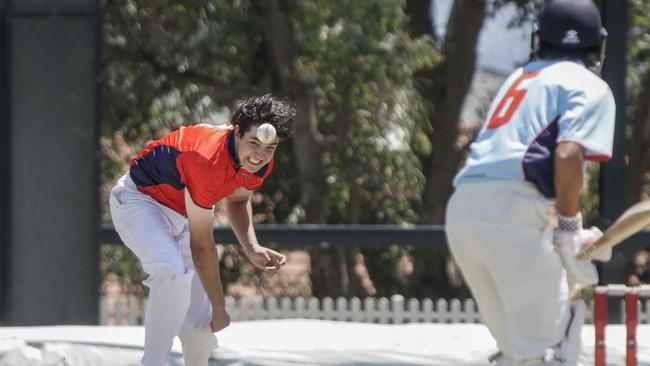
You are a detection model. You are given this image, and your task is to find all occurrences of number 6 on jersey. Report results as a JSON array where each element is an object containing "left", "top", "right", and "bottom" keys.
[{"left": 487, "top": 71, "right": 540, "bottom": 129}]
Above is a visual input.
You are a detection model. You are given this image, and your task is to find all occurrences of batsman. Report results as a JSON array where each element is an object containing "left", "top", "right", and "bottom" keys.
[
  {"left": 445, "top": 1, "right": 615, "bottom": 365},
  {"left": 109, "top": 95, "right": 294, "bottom": 365}
]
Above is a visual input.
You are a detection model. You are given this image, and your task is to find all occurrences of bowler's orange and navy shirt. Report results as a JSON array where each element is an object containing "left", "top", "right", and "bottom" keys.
[{"left": 129, "top": 124, "right": 273, "bottom": 216}]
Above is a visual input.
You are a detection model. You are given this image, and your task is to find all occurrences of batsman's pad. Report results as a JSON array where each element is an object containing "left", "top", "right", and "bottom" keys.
[{"left": 558, "top": 300, "right": 587, "bottom": 366}]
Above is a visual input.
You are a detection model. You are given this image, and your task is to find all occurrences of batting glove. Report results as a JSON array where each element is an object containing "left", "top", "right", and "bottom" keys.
[{"left": 554, "top": 213, "right": 602, "bottom": 296}]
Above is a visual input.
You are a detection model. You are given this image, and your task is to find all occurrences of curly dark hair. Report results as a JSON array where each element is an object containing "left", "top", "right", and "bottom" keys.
[{"left": 231, "top": 94, "right": 295, "bottom": 140}]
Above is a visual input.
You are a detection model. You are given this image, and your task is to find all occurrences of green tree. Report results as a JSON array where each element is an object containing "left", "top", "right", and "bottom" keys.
[
  {"left": 402, "top": 0, "right": 538, "bottom": 299},
  {"left": 625, "top": 0, "right": 650, "bottom": 206},
  {"left": 265, "top": 0, "right": 426, "bottom": 296},
  {"left": 405, "top": 0, "right": 537, "bottom": 224},
  {"left": 102, "top": 0, "right": 427, "bottom": 297}
]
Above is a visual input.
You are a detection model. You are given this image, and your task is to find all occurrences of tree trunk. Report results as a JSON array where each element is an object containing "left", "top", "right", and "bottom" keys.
[
  {"left": 405, "top": 0, "right": 437, "bottom": 41},
  {"left": 625, "top": 70, "right": 650, "bottom": 206},
  {"left": 404, "top": 0, "right": 487, "bottom": 300},
  {"left": 266, "top": 0, "right": 328, "bottom": 222},
  {"left": 408, "top": 0, "right": 487, "bottom": 224},
  {"left": 265, "top": 0, "right": 359, "bottom": 297}
]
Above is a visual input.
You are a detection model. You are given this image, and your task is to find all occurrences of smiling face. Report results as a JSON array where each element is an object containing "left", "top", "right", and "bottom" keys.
[{"left": 234, "top": 125, "right": 280, "bottom": 172}]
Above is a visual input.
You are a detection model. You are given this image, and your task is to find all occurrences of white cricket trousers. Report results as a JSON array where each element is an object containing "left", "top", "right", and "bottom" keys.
[
  {"left": 109, "top": 173, "right": 219, "bottom": 366},
  {"left": 445, "top": 181, "right": 571, "bottom": 364}
]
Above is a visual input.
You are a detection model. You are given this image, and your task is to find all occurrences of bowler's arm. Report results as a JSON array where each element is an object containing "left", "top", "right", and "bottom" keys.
[
  {"left": 184, "top": 189, "right": 227, "bottom": 315},
  {"left": 224, "top": 187, "right": 286, "bottom": 272},
  {"left": 223, "top": 187, "right": 259, "bottom": 255}
]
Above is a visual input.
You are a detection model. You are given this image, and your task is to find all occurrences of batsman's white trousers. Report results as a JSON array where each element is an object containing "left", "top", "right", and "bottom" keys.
[
  {"left": 445, "top": 181, "right": 571, "bottom": 364},
  {"left": 109, "top": 173, "right": 219, "bottom": 366}
]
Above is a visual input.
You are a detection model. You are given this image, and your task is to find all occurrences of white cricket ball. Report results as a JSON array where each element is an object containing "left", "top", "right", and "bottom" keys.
[{"left": 256, "top": 123, "right": 277, "bottom": 144}]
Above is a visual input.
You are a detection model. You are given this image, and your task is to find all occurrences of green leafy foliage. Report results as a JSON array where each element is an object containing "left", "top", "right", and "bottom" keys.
[
  {"left": 100, "top": 0, "right": 650, "bottom": 300},
  {"left": 100, "top": 0, "right": 429, "bottom": 297}
]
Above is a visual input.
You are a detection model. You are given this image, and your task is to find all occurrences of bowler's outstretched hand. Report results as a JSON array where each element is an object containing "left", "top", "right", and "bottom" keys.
[{"left": 246, "top": 245, "right": 287, "bottom": 274}]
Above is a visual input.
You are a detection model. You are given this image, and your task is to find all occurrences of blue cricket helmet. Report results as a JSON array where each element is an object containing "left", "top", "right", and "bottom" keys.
[{"left": 537, "top": 0, "right": 606, "bottom": 50}]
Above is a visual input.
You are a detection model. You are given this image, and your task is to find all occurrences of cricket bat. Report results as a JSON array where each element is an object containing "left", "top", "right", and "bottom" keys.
[{"left": 576, "top": 200, "right": 650, "bottom": 260}]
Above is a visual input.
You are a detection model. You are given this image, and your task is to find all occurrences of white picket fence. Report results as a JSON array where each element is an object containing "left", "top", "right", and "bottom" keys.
[
  {"left": 99, "top": 295, "right": 481, "bottom": 325},
  {"left": 99, "top": 295, "right": 650, "bottom": 326}
]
